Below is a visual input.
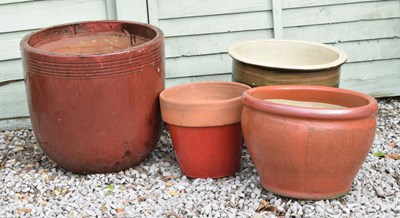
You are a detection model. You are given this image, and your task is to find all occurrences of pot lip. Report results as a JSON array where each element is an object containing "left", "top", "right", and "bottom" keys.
[
  {"left": 160, "top": 81, "right": 250, "bottom": 108},
  {"left": 20, "top": 20, "right": 163, "bottom": 58},
  {"left": 160, "top": 81, "right": 250, "bottom": 127},
  {"left": 242, "top": 85, "right": 378, "bottom": 120},
  {"left": 228, "top": 39, "right": 348, "bottom": 71}
]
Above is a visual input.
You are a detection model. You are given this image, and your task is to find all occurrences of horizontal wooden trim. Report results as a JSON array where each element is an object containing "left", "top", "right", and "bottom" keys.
[
  {"left": 282, "top": 0, "right": 392, "bottom": 9},
  {"left": 0, "top": 117, "right": 31, "bottom": 131},
  {"left": 340, "top": 74, "right": 400, "bottom": 98},
  {"left": 160, "top": 11, "right": 273, "bottom": 37},
  {"left": 165, "top": 29, "right": 273, "bottom": 58},
  {"left": 0, "top": 0, "right": 33, "bottom": 5},
  {"left": 157, "top": 0, "right": 272, "bottom": 20},
  {"left": 282, "top": 0, "right": 400, "bottom": 28},
  {"left": 284, "top": 18, "right": 400, "bottom": 44},
  {"left": 166, "top": 73, "right": 232, "bottom": 88},
  {"left": 340, "top": 58, "right": 400, "bottom": 81},
  {"left": 0, "top": 81, "right": 29, "bottom": 120},
  {"left": 0, "top": 59, "right": 24, "bottom": 83}
]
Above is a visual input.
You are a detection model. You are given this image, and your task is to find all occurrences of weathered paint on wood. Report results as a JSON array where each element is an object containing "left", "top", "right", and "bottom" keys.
[
  {"left": 282, "top": 0, "right": 391, "bottom": 9},
  {"left": 0, "top": 0, "right": 108, "bottom": 33},
  {"left": 157, "top": 0, "right": 272, "bottom": 19},
  {"left": 0, "top": 30, "right": 32, "bottom": 61},
  {"left": 165, "top": 30, "right": 274, "bottom": 58},
  {"left": 1, "top": 0, "right": 400, "bottom": 130},
  {"left": 0, "top": 81, "right": 28, "bottom": 120},
  {"left": 283, "top": 1, "right": 400, "bottom": 27},
  {"left": 160, "top": 11, "right": 273, "bottom": 37},
  {"left": 115, "top": 0, "right": 147, "bottom": 23},
  {"left": 284, "top": 18, "right": 400, "bottom": 43},
  {"left": 0, "top": 59, "right": 23, "bottom": 83}
]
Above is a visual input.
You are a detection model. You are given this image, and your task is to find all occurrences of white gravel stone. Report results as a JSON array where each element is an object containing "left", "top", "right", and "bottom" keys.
[{"left": 0, "top": 97, "right": 400, "bottom": 217}]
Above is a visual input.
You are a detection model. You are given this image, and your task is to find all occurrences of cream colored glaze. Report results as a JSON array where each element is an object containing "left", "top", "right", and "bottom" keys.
[{"left": 264, "top": 99, "right": 347, "bottom": 109}]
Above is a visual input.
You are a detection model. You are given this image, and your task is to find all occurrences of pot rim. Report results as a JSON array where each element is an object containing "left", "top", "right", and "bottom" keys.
[
  {"left": 242, "top": 85, "right": 378, "bottom": 120},
  {"left": 228, "top": 39, "right": 348, "bottom": 71},
  {"left": 160, "top": 81, "right": 250, "bottom": 127},
  {"left": 20, "top": 20, "right": 163, "bottom": 58}
]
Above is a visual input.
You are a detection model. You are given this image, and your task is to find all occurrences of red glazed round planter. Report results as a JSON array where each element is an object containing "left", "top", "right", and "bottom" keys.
[
  {"left": 241, "top": 85, "right": 378, "bottom": 200},
  {"left": 21, "top": 21, "right": 165, "bottom": 173},
  {"left": 159, "top": 82, "right": 250, "bottom": 178}
]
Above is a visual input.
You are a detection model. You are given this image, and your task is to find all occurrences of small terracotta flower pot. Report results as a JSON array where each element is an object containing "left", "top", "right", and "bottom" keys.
[
  {"left": 160, "top": 82, "right": 250, "bottom": 178},
  {"left": 228, "top": 39, "right": 347, "bottom": 87},
  {"left": 21, "top": 21, "right": 165, "bottom": 173},
  {"left": 241, "top": 85, "right": 378, "bottom": 200}
]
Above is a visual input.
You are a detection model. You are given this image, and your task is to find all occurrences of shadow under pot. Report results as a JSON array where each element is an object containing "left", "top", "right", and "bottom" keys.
[
  {"left": 21, "top": 20, "right": 165, "bottom": 173},
  {"left": 228, "top": 39, "right": 347, "bottom": 87},
  {"left": 241, "top": 85, "right": 378, "bottom": 200},
  {"left": 160, "top": 82, "right": 250, "bottom": 178}
]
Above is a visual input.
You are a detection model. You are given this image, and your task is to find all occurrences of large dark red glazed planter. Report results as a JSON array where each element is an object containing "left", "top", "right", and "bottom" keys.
[
  {"left": 160, "top": 82, "right": 250, "bottom": 178},
  {"left": 21, "top": 21, "right": 165, "bottom": 173},
  {"left": 241, "top": 85, "right": 378, "bottom": 200}
]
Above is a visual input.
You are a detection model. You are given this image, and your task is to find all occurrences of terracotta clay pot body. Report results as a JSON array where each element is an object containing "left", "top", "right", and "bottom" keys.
[
  {"left": 241, "top": 85, "right": 378, "bottom": 200},
  {"left": 21, "top": 21, "right": 165, "bottom": 173},
  {"left": 228, "top": 39, "right": 347, "bottom": 87},
  {"left": 160, "top": 82, "right": 250, "bottom": 178}
]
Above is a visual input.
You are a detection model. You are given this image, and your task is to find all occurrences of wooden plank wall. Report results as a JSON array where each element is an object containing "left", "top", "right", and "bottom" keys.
[
  {"left": 280, "top": 0, "right": 400, "bottom": 97},
  {"left": 149, "top": 0, "right": 275, "bottom": 87},
  {"left": 1, "top": 0, "right": 399, "bottom": 129},
  {"left": 0, "top": 0, "right": 117, "bottom": 129}
]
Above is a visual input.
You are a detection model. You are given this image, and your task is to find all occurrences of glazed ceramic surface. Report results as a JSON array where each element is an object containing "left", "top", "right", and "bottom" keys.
[
  {"left": 228, "top": 39, "right": 347, "bottom": 87},
  {"left": 160, "top": 82, "right": 250, "bottom": 178},
  {"left": 241, "top": 85, "right": 378, "bottom": 199},
  {"left": 21, "top": 21, "right": 165, "bottom": 173}
]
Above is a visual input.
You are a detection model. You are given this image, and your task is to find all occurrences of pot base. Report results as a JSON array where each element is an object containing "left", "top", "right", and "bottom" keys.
[
  {"left": 168, "top": 123, "right": 243, "bottom": 179},
  {"left": 261, "top": 183, "right": 350, "bottom": 200}
]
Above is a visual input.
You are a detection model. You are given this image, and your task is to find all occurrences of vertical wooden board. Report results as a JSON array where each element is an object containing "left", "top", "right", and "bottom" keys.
[
  {"left": 0, "top": 59, "right": 23, "bottom": 82},
  {"left": 282, "top": 1, "right": 400, "bottom": 27},
  {"left": 0, "top": 30, "right": 33, "bottom": 61},
  {"left": 166, "top": 73, "right": 232, "bottom": 88},
  {"left": 0, "top": 0, "right": 109, "bottom": 33},
  {"left": 283, "top": 18, "right": 400, "bottom": 43},
  {"left": 147, "top": 0, "right": 159, "bottom": 25},
  {"left": 166, "top": 53, "right": 232, "bottom": 78},
  {"left": 165, "top": 29, "right": 274, "bottom": 58},
  {"left": 105, "top": 0, "right": 117, "bottom": 20},
  {"left": 272, "top": 0, "right": 283, "bottom": 38},
  {"left": 157, "top": 0, "right": 272, "bottom": 19},
  {"left": 160, "top": 11, "right": 273, "bottom": 37},
  {"left": 0, "top": 81, "right": 29, "bottom": 119},
  {"left": 330, "top": 38, "right": 400, "bottom": 63},
  {"left": 115, "top": 0, "right": 148, "bottom": 23}
]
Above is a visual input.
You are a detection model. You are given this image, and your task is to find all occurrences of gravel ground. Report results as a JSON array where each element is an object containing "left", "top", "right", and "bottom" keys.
[{"left": 0, "top": 97, "right": 399, "bottom": 217}]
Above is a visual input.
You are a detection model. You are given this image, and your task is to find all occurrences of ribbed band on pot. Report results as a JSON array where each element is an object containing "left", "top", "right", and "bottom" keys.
[{"left": 160, "top": 82, "right": 250, "bottom": 127}]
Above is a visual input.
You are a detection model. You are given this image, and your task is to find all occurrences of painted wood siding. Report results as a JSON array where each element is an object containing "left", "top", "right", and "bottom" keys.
[
  {"left": 0, "top": 0, "right": 116, "bottom": 128},
  {"left": 280, "top": 0, "right": 400, "bottom": 97},
  {"left": 148, "top": 0, "right": 275, "bottom": 87},
  {"left": 0, "top": 0, "right": 399, "bottom": 129}
]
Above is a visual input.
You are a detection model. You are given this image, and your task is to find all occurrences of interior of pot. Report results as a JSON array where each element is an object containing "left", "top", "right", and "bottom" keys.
[
  {"left": 162, "top": 82, "right": 248, "bottom": 105},
  {"left": 250, "top": 87, "right": 370, "bottom": 109},
  {"left": 27, "top": 21, "right": 157, "bottom": 55},
  {"left": 229, "top": 40, "right": 347, "bottom": 70}
]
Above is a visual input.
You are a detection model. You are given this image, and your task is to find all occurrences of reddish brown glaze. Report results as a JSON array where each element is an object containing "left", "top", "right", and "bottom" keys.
[
  {"left": 160, "top": 82, "right": 250, "bottom": 178},
  {"left": 21, "top": 21, "right": 165, "bottom": 173},
  {"left": 168, "top": 123, "right": 243, "bottom": 178},
  {"left": 241, "top": 85, "right": 378, "bottom": 199}
]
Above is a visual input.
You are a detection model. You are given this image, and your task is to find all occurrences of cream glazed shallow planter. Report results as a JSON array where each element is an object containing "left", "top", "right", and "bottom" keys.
[{"left": 228, "top": 39, "right": 348, "bottom": 87}]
